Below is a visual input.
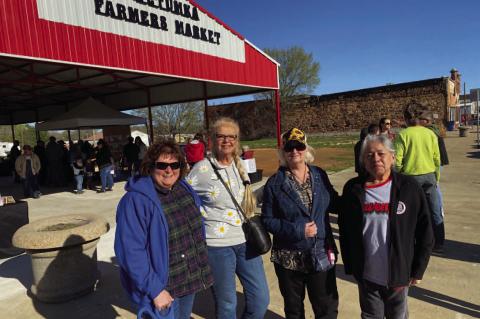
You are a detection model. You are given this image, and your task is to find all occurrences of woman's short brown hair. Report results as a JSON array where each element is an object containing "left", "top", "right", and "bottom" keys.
[{"left": 139, "top": 139, "right": 187, "bottom": 179}]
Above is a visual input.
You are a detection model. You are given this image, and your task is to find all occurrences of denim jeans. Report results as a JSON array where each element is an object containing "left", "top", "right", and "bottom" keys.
[
  {"left": 207, "top": 243, "right": 269, "bottom": 319},
  {"left": 358, "top": 279, "right": 409, "bottom": 319},
  {"left": 410, "top": 173, "right": 442, "bottom": 226},
  {"left": 74, "top": 174, "right": 84, "bottom": 191},
  {"left": 22, "top": 174, "right": 39, "bottom": 197},
  {"left": 99, "top": 165, "right": 114, "bottom": 191},
  {"left": 172, "top": 293, "right": 196, "bottom": 319}
]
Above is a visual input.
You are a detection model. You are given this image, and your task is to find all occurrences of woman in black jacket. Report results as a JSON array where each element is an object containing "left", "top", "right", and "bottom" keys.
[{"left": 338, "top": 134, "right": 434, "bottom": 319}]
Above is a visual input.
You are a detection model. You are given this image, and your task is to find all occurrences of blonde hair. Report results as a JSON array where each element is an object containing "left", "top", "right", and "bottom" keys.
[{"left": 211, "top": 117, "right": 257, "bottom": 218}]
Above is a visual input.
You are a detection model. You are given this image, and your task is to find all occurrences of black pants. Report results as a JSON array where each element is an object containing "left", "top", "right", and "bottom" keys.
[
  {"left": 274, "top": 263, "right": 338, "bottom": 319},
  {"left": 358, "top": 279, "right": 409, "bottom": 319}
]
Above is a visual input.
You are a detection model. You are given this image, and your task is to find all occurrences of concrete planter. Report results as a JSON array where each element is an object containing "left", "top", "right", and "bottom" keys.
[
  {"left": 12, "top": 214, "right": 109, "bottom": 303},
  {"left": 459, "top": 127, "right": 469, "bottom": 137}
]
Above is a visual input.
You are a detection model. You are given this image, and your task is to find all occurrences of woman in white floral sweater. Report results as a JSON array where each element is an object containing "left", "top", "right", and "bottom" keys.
[{"left": 187, "top": 117, "right": 269, "bottom": 319}]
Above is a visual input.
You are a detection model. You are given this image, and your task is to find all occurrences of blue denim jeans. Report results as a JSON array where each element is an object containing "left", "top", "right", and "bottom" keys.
[
  {"left": 99, "top": 165, "right": 114, "bottom": 191},
  {"left": 22, "top": 174, "right": 39, "bottom": 197},
  {"left": 411, "top": 173, "right": 442, "bottom": 225},
  {"left": 172, "top": 293, "right": 196, "bottom": 319},
  {"left": 74, "top": 174, "right": 84, "bottom": 191},
  {"left": 207, "top": 243, "right": 269, "bottom": 319}
]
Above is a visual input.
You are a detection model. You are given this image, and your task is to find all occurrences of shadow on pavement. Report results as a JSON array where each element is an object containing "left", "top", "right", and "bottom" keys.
[
  {"left": 466, "top": 150, "right": 480, "bottom": 159},
  {"left": 0, "top": 254, "right": 135, "bottom": 319},
  {"left": 334, "top": 263, "right": 356, "bottom": 285},
  {"left": 334, "top": 263, "right": 480, "bottom": 318},
  {"left": 409, "top": 286, "right": 480, "bottom": 318},
  {"left": 0, "top": 253, "right": 33, "bottom": 290},
  {"left": 432, "top": 239, "right": 480, "bottom": 263},
  {"left": 193, "top": 286, "right": 284, "bottom": 318},
  {"left": 29, "top": 257, "right": 135, "bottom": 319}
]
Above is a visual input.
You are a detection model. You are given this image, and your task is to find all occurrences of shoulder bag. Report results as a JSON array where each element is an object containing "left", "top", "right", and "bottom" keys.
[{"left": 208, "top": 158, "right": 272, "bottom": 255}]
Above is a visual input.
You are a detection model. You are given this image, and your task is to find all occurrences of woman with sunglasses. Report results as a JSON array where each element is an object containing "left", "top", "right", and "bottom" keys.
[
  {"left": 262, "top": 128, "right": 339, "bottom": 319},
  {"left": 186, "top": 117, "right": 269, "bottom": 319},
  {"left": 379, "top": 117, "right": 395, "bottom": 140},
  {"left": 115, "top": 140, "right": 213, "bottom": 319}
]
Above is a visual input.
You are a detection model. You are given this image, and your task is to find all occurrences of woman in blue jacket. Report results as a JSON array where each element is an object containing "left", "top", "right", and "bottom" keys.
[
  {"left": 262, "top": 128, "right": 339, "bottom": 319},
  {"left": 114, "top": 140, "right": 213, "bottom": 319}
]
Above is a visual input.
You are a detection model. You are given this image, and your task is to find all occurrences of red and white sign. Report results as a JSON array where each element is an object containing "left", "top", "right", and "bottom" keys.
[
  {"left": 36, "top": 0, "right": 246, "bottom": 62},
  {"left": 0, "top": 0, "right": 278, "bottom": 89}
]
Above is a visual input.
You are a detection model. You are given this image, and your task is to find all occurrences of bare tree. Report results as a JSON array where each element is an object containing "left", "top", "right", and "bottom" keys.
[{"left": 132, "top": 102, "right": 204, "bottom": 140}]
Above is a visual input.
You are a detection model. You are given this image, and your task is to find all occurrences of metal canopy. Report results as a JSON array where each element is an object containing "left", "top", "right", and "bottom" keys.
[{"left": 0, "top": 55, "right": 270, "bottom": 125}]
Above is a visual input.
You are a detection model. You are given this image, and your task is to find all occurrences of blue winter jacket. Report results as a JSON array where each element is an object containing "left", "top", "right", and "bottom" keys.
[
  {"left": 114, "top": 176, "right": 202, "bottom": 311},
  {"left": 261, "top": 165, "right": 338, "bottom": 252}
]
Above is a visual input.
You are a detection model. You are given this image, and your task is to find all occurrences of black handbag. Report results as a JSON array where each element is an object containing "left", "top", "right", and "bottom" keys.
[{"left": 208, "top": 158, "right": 272, "bottom": 255}]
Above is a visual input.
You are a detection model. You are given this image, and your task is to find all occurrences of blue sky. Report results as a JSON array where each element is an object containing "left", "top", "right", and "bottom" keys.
[{"left": 196, "top": 0, "right": 480, "bottom": 96}]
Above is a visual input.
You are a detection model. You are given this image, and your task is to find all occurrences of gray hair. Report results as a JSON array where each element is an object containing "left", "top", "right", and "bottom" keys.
[
  {"left": 278, "top": 144, "right": 315, "bottom": 167},
  {"left": 359, "top": 134, "right": 395, "bottom": 168}
]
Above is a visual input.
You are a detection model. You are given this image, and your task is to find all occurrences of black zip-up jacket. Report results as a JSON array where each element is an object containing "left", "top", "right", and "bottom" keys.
[{"left": 338, "top": 172, "right": 434, "bottom": 287}]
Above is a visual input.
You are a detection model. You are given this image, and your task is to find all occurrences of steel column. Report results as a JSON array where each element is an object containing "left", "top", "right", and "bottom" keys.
[
  {"left": 275, "top": 90, "right": 281, "bottom": 147},
  {"left": 146, "top": 88, "right": 154, "bottom": 143}
]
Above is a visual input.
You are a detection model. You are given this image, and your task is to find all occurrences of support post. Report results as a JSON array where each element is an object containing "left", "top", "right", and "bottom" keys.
[
  {"left": 146, "top": 88, "right": 154, "bottom": 143},
  {"left": 10, "top": 113, "right": 15, "bottom": 142},
  {"left": 203, "top": 82, "right": 211, "bottom": 150},
  {"left": 477, "top": 90, "right": 479, "bottom": 149},
  {"left": 78, "top": 129, "right": 81, "bottom": 140},
  {"left": 35, "top": 109, "right": 40, "bottom": 141},
  {"left": 203, "top": 82, "right": 209, "bottom": 131},
  {"left": 463, "top": 82, "right": 467, "bottom": 126},
  {"left": 275, "top": 90, "right": 282, "bottom": 147}
]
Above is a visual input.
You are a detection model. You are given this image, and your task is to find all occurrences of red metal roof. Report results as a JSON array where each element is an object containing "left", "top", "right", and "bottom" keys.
[{"left": 0, "top": 0, "right": 279, "bottom": 124}]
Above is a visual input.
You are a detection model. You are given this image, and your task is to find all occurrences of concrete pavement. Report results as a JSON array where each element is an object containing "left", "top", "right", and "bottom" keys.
[{"left": 0, "top": 130, "right": 479, "bottom": 318}]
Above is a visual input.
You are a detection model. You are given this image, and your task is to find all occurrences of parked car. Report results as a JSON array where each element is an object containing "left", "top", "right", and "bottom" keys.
[{"left": 0, "top": 142, "right": 13, "bottom": 158}]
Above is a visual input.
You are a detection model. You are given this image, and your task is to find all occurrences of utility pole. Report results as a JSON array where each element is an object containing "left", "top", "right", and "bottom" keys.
[
  {"left": 477, "top": 89, "right": 479, "bottom": 148},
  {"left": 463, "top": 82, "right": 467, "bottom": 126}
]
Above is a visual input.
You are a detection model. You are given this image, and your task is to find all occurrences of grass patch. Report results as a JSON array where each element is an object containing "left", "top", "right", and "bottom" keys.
[{"left": 243, "top": 135, "right": 357, "bottom": 149}]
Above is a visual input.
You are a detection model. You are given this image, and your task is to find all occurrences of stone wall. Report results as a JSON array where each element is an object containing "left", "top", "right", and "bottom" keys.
[
  {"left": 208, "top": 76, "right": 459, "bottom": 139},
  {"left": 283, "top": 79, "right": 449, "bottom": 133}
]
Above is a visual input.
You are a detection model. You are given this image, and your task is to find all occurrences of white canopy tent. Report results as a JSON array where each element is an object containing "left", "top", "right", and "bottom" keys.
[{"left": 35, "top": 97, "right": 146, "bottom": 131}]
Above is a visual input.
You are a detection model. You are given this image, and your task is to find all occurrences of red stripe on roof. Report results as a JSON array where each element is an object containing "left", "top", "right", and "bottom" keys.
[{"left": 0, "top": 0, "right": 277, "bottom": 89}]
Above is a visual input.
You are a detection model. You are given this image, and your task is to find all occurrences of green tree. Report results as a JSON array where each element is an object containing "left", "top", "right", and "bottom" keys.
[{"left": 257, "top": 46, "right": 320, "bottom": 109}]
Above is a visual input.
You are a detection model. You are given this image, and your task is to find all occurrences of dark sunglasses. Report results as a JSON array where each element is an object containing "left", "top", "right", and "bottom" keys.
[
  {"left": 154, "top": 161, "right": 182, "bottom": 170},
  {"left": 283, "top": 142, "right": 307, "bottom": 153}
]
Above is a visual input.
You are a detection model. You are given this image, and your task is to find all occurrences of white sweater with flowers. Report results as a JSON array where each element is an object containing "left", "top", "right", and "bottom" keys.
[{"left": 186, "top": 157, "right": 246, "bottom": 247}]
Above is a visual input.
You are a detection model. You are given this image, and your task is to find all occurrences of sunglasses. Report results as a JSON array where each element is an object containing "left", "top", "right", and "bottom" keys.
[
  {"left": 284, "top": 143, "right": 307, "bottom": 153},
  {"left": 154, "top": 162, "right": 182, "bottom": 170},
  {"left": 384, "top": 122, "right": 391, "bottom": 125}
]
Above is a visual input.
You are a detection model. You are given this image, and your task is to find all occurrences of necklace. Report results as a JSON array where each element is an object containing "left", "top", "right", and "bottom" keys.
[{"left": 290, "top": 164, "right": 308, "bottom": 184}]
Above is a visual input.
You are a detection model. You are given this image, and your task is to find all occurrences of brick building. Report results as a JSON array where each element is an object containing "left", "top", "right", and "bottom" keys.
[{"left": 208, "top": 69, "right": 461, "bottom": 139}]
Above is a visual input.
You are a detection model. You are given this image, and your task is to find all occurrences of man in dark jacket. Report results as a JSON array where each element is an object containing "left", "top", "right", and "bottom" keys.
[
  {"left": 339, "top": 134, "right": 433, "bottom": 319},
  {"left": 123, "top": 136, "right": 139, "bottom": 177}
]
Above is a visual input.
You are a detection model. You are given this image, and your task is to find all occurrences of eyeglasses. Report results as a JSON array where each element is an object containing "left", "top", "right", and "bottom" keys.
[
  {"left": 384, "top": 122, "right": 391, "bottom": 125},
  {"left": 154, "top": 162, "right": 182, "bottom": 170},
  {"left": 284, "top": 143, "right": 307, "bottom": 153},
  {"left": 216, "top": 134, "right": 237, "bottom": 141}
]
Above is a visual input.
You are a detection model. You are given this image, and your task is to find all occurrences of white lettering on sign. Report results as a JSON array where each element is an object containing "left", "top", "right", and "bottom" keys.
[{"left": 36, "top": 0, "right": 245, "bottom": 62}]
